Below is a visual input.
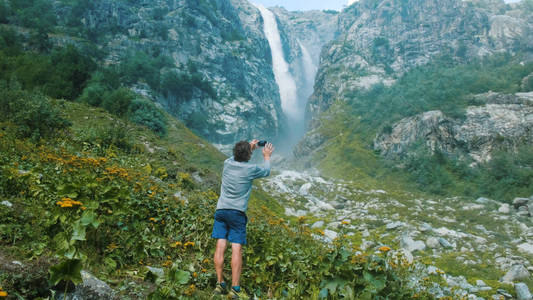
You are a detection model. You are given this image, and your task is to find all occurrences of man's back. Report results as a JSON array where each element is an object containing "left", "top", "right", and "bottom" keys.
[{"left": 216, "top": 157, "right": 270, "bottom": 212}]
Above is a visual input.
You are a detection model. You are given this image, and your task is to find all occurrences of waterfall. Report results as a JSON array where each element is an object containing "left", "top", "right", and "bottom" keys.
[
  {"left": 298, "top": 40, "right": 317, "bottom": 100},
  {"left": 254, "top": 4, "right": 300, "bottom": 123}
]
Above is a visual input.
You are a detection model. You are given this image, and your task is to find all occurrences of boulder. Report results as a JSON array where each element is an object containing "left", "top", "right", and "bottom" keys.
[
  {"left": 514, "top": 198, "right": 530, "bottom": 209},
  {"left": 386, "top": 221, "right": 404, "bottom": 230},
  {"left": 518, "top": 243, "right": 533, "bottom": 255},
  {"left": 426, "top": 237, "right": 441, "bottom": 249},
  {"left": 516, "top": 283, "right": 532, "bottom": 300},
  {"left": 400, "top": 236, "right": 426, "bottom": 252},
  {"left": 324, "top": 229, "right": 338, "bottom": 241},
  {"left": 498, "top": 204, "right": 510, "bottom": 214},
  {"left": 439, "top": 238, "right": 454, "bottom": 249},
  {"left": 311, "top": 221, "right": 324, "bottom": 228},
  {"left": 501, "top": 265, "right": 530, "bottom": 283},
  {"left": 299, "top": 183, "right": 312, "bottom": 196},
  {"left": 71, "top": 271, "right": 116, "bottom": 300}
]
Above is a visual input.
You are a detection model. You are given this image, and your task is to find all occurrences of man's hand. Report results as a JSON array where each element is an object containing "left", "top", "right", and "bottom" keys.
[
  {"left": 262, "top": 142, "right": 274, "bottom": 160},
  {"left": 250, "top": 139, "right": 259, "bottom": 151}
]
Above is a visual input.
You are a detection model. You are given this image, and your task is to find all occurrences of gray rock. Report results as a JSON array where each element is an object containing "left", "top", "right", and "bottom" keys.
[
  {"left": 299, "top": 183, "right": 312, "bottom": 196},
  {"left": 528, "top": 203, "right": 533, "bottom": 217},
  {"left": 420, "top": 223, "right": 433, "bottom": 232},
  {"left": 516, "top": 283, "right": 532, "bottom": 300},
  {"left": 146, "top": 266, "right": 164, "bottom": 279},
  {"left": 498, "top": 204, "right": 510, "bottom": 214},
  {"left": 400, "top": 236, "right": 426, "bottom": 252},
  {"left": 497, "top": 289, "right": 513, "bottom": 299},
  {"left": 476, "top": 280, "right": 487, "bottom": 286},
  {"left": 323, "top": 229, "right": 337, "bottom": 241},
  {"left": 492, "top": 295, "right": 504, "bottom": 300},
  {"left": 311, "top": 221, "right": 324, "bottom": 228},
  {"left": 476, "top": 197, "right": 491, "bottom": 204},
  {"left": 501, "top": 265, "right": 530, "bottom": 283},
  {"left": 439, "top": 238, "right": 454, "bottom": 249},
  {"left": 73, "top": 271, "right": 116, "bottom": 300},
  {"left": 514, "top": 198, "right": 531, "bottom": 209},
  {"left": 386, "top": 221, "right": 404, "bottom": 230},
  {"left": 11, "top": 261, "right": 23, "bottom": 267},
  {"left": 1, "top": 200, "right": 12, "bottom": 208},
  {"left": 518, "top": 243, "right": 533, "bottom": 256},
  {"left": 426, "top": 237, "right": 440, "bottom": 249}
]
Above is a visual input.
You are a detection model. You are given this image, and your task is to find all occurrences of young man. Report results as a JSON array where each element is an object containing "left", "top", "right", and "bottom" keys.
[{"left": 212, "top": 139, "right": 274, "bottom": 299}]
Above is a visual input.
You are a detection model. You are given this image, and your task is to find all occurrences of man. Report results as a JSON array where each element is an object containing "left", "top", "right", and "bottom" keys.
[{"left": 212, "top": 139, "right": 274, "bottom": 299}]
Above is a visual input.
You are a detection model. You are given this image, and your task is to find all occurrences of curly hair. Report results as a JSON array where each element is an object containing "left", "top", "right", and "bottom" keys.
[{"left": 233, "top": 141, "right": 252, "bottom": 162}]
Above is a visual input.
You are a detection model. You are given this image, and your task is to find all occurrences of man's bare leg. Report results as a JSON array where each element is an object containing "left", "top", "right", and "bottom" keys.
[
  {"left": 231, "top": 243, "right": 243, "bottom": 287},
  {"left": 214, "top": 239, "right": 227, "bottom": 283}
]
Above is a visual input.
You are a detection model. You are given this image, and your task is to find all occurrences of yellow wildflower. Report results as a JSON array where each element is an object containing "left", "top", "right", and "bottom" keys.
[
  {"left": 378, "top": 246, "right": 391, "bottom": 252},
  {"left": 184, "top": 241, "right": 195, "bottom": 247},
  {"left": 149, "top": 217, "right": 156, "bottom": 222},
  {"left": 171, "top": 241, "right": 182, "bottom": 247},
  {"left": 193, "top": 272, "right": 197, "bottom": 278},
  {"left": 341, "top": 220, "right": 350, "bottom": 225},
  {"left": 0, "top": 291, "right": 6, "bottom": 297}
]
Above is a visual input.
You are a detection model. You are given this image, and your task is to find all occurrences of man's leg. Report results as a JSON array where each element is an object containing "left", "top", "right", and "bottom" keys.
[
  {"left": 214, "top": 239, "right": 227, "bottom": 283},
  {"left": 231, "top": 243, "right": 243, "bottom": 287}
]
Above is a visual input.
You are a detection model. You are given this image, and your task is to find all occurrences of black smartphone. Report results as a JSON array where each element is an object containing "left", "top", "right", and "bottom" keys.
[{"left": 258, "top": 140, "right": 267, "bottom": 147}]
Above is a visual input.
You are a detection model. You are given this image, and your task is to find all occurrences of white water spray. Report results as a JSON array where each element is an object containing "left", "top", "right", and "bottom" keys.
[
  {"left": 298, "top": 40, "right": 317, "bottom": 99},
  {"left": 254, "top": 4, "right": 300, "bottom": 123}
]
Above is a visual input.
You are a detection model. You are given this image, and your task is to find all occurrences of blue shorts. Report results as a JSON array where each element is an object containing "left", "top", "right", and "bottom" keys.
[{"left": 211, "top": 209, "right": 248, "bottom": 245}]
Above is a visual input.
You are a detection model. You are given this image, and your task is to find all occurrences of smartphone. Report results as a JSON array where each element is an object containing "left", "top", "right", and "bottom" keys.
[{"left": 258, "top": 140, "right": 267, "bottom": 147}]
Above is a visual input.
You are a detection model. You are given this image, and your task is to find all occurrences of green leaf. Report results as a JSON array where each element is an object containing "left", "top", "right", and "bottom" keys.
[
  {"left": 169, "top": 269, "right": 190, "bottom": 285},
  {"left": 71, "top": 221, "right": 86, "bottom": 241},
  {"left": 49, "top": 259, "right": 83, "bottom": 286},
  {"left": 363, "top": 271, "right": 386, "bottom": 293},
  {"left": 81, "top": 211, "right": 100, "bottom": 228}
]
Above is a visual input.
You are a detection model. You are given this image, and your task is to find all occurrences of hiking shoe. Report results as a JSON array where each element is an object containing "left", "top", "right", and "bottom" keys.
[
  {"left": 227, "top": 288, "right": 249, "bottom": 299},
  {"left": 213, "top": 282, "right": 228, "bottom": 295}
]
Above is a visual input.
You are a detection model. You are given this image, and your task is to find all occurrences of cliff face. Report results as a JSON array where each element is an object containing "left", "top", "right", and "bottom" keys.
[
  {"left": 374, "top": 92, "right": 533, "bottom": 163},
  {"left": 52, "top": 0, "right": 285, "bottom": 148},
  {"left": 307, "top": 0, "right": 532, "bottom": 119}
]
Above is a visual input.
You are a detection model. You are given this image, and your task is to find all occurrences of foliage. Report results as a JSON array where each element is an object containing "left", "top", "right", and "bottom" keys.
[
  {"left": 128, "top": 98, "right": 167, "bottom": 136},
  {"left": 8, "top": 0, "right": 57, "bottom": 31},
  {"left": 161, "top": 70, "right": 216, "bottom": 102},
  {"left": 118, "top": 51, "right": 171, "bottom": 90},
  {"left": 0, "top": 100, "right": 425, "bottom": 299},
  {"left": 101, "top": 87, "right": 134, "bottom": 116},
  {"left": 0, "top": 80, "right": 71, "bottom": 140},
  {"left": 0, "top": 32, "right": 95, "bottom": 100}
]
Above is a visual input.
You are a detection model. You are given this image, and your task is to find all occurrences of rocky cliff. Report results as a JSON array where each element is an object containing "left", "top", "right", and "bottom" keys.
[
  {"left": 48, "top": 0, "right": 340, "bottom": 151},
  {"left": 374, "top": 91, "right": 533, "bottom": 163},
  {"left": 307, "top": 0, "right": 533, "bottom": 119},
  {"left": 51, "top": 0, "right": 286, "bottom": 149}
]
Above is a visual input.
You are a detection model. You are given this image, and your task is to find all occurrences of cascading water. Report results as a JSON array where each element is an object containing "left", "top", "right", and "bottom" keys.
[
  {"left": 298, "top": 40, "right": 318, "bottom": 104},
  {"left": 254, "top": 4, "right": 302, "bottom": 142}
]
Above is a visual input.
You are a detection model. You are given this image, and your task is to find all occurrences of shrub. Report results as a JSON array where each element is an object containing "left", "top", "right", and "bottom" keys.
[
  {"left": 75, "top": 123, "right": 133, "bottom": 153},
  {"left": 78, "top": 82, "right": 106, "bottom": 107},
  {"left": 0, "top": 80, "right": 71, "bottom": 139},
  {"left": 44, "top": 45, "right": 96, "bottom": 100},
  {"left": 102, "top": 87, "right": 134, "bottom": 116},
  {"left": 0, "top": 1, "right": 10, "bottom": 23},
  {"left": 128, "top": 98, "right": 167, "bottom": 135}
]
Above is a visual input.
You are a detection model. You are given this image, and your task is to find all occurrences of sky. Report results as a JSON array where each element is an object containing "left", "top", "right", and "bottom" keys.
[{"left": 253, "top": 0, "right": 520, "bottom": 11}]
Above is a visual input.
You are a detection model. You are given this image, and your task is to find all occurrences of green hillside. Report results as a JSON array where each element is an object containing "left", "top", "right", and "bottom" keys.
[{"left": 0, "top": 82, "right": 429, "bottom": 299}]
